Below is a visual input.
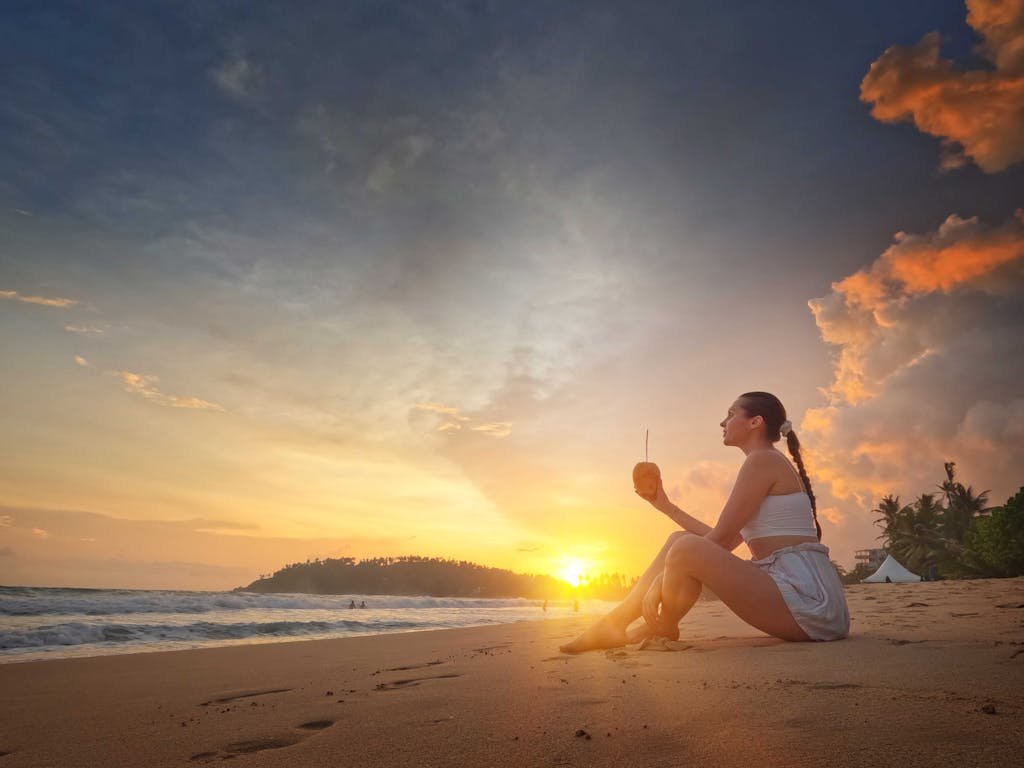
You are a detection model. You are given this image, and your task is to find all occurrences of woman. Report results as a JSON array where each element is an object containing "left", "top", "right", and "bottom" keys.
[{"left": 560, "top": 391, "right": 849, "bottom": 653}]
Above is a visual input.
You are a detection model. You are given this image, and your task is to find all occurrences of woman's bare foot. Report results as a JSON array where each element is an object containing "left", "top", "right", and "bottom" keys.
[
  {"left": 626, "top": 623, "right": 653, "bottom": 644},
  {"left": 559, "top": 617, "right": 628, "bottom": 653},
  {"left": 626, "top": 620, "right": 681, "bottom": 645}
]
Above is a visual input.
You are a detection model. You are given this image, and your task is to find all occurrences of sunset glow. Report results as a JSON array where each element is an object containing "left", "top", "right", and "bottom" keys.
[
  {"left": 1, "top": 0, "right": 1021, "bottom": 592},
  {"left": 556, "top": 558, "right": 592, "bottom": 589}
]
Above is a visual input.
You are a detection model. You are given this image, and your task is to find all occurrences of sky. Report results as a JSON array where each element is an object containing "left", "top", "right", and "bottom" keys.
[{"left": 1, "top": 0, "right": 1022, "bottom": 591}]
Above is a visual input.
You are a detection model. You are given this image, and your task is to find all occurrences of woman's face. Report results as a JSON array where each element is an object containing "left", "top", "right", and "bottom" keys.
[{"left": 720, "top": 400, "right": 755, "bottom": 446}]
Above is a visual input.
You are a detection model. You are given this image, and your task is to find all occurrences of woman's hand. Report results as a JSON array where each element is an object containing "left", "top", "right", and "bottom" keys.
[
  {"left": 635, "top": 475, "right": 669, "bottom": 509},
  {"left": 642, "top": 573, "right": 664, "bottom": 630}
]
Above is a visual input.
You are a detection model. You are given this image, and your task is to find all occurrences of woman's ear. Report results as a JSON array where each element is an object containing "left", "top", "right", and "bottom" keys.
[{"left": 749, "top": 415, "right": 764, "bottom": 429}]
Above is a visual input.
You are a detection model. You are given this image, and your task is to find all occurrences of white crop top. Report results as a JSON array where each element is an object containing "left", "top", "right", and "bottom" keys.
[{"left": 740, "top": 491, "right": 817, "bottom": 543}]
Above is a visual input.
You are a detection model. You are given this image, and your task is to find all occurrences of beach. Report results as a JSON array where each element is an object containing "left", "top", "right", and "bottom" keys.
[{"left": 1, "top": 578, "right": 1022, "bottom": 768}]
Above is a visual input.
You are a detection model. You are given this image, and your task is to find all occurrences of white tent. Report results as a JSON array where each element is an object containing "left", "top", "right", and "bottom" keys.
[{"left": 862, "top": 555, "right": 921, "bottom": 583}]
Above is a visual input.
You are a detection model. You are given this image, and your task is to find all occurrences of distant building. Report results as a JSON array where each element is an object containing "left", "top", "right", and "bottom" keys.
[{"left": 855, "top": 548, "right": 887, "bottom": 569}]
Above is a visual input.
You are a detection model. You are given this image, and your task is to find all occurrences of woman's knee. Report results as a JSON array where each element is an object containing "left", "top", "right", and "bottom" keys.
[
  {"left": 665, "top": 534, "right": 707, "bottom": 571},
  {"left": 663, "top": 530, "right": 688, "bottom": 548}
]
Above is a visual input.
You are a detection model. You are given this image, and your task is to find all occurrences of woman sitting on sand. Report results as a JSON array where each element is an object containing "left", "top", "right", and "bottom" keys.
[{"left": 561, "top": 391, "right": 849, "bottom": 653}]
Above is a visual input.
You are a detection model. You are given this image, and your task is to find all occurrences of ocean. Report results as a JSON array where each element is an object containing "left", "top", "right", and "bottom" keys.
[{"left": 0, "top": 586, "right": 611, "bottom": 663}]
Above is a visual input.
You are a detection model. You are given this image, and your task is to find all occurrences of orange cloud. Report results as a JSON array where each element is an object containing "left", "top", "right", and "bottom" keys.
[
  {"left": 860, "top": 0, "right": 1024, "bottom": 172},
  {"left": 820, "top": 507, "right": 844, "bottom": 526},
  {"left": 470, "top": 422, "right": 513, "bottom": 437},
  {"left": 0, "top": 289, "right": 78, "bottom": 308},
  {"left": 833, "top": 210, "right": 1024, "bottom": 310},
  {"left": 811, "top": 210, "right": 1024, "bottom": 404},
  {"left": 410, "top": 401, "right": 510, "bottom": 437},
  {"left": 803, "top": 210, "right": 1024, "bottom": 519},
  {"left": 413, "top": 402, "right": 464, "bottom": 416},
  {"left": 114, "top": 371, "right": 224, "bottom": 411}
]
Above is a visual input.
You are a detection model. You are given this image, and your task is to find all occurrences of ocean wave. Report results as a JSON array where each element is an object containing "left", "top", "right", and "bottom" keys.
[
  {"left": 0, "top": 617, "right": 425, "bottom": 651},
  {"left": 0, "top": 587, "right": 545, "bottom": 617}
]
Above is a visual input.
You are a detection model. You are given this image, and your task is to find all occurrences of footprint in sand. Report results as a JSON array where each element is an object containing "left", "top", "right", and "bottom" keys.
[
  {"left": 199, "top": 688, "right": 292, "bottom": 707},
  {"left": 469, "top": 644, "right": 512, "bottom": 658},
  {"left": 374, "top": 673, "right": 461, "bottom": 691},
  {"left": 384, "top": 660, "right": 445, "bottom": 672},
  {"left": 810, "top": 682, "right": 861, "bottom": 690},
  {"left": 189, "top": 715, "right": 337, "bottom": 761},
  {"left": 221, "top": 736, "right": 302, "bottom": 755}
]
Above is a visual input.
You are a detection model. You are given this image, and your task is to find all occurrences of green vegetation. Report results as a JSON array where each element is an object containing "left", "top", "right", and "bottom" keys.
[
  {"left": 237, "top": 555, "right": 635, "bottom": 600},
  {"left": 869, "top": 462, "right": 1023, "bottom": 579}
]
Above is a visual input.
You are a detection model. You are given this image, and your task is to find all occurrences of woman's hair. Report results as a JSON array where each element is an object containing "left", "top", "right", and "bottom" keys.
[{"left": 738, "top": 391, "right": 821, "bottom": 541}]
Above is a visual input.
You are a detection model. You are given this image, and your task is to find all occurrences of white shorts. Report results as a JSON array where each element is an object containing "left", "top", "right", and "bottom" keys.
[{"left": 751, "top": 542, "right": 850, "bottom": 641}]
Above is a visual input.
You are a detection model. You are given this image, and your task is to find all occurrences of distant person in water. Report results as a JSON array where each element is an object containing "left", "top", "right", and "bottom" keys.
[
  {"left": 349, "top": 600, "right": 356, "bottom": 609},
  {"left": 359, "top": 601, "right": 367, "bottom": 609},
  {"left": 561, "top": 392, "right": 849, "bottom": 653}
]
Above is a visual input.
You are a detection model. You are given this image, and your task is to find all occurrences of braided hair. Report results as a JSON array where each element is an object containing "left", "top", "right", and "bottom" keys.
[{"left": 738, "top": 391, "right": 821, "bottom": 541}]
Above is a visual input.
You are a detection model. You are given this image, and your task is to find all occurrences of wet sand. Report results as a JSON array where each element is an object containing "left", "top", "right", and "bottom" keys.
[{"left": 1, "top": 577, "right": 1022, "bottom": 767}]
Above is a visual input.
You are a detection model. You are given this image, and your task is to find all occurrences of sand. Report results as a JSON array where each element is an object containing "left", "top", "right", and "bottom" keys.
[{"left": 1, "top": 578, "right": 1022, "bottom": 767}]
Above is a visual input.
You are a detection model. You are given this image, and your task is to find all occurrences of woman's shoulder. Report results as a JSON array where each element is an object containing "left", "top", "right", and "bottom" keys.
[
  {"left": 742, "top": 450, "right": 801, "bottom": 486},
  {"left": 742, "top": 448, "right": 789, "bottom": 467}
]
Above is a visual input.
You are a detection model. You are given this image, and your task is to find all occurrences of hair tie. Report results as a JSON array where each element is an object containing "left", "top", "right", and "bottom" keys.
[{"left": 779, "top": 420, "right": 793, "bottom": 437}]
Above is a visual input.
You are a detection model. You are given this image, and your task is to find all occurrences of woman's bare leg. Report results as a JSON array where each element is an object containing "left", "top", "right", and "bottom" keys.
[
  {"left": 658, "top": 535, "right": 810, "bottom": 641},
  {"left": 559, "top": 531, "right": 686, "bottom": 653}
]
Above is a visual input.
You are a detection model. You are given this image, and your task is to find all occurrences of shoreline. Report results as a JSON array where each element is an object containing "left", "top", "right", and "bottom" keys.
[
  {"left": 1, "top": 578, "right": 1021, "bottom": 767},
  {"left": 0, "top": 587, "right": 611, "bottom": 665}
]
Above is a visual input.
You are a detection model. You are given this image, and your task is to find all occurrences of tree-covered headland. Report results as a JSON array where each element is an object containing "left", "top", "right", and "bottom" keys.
[{"left": 237, "top": 555, "right": 636, "bottom": 600}]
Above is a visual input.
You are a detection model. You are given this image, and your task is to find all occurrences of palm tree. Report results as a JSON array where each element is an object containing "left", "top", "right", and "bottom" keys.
[
  {"left": 938, "top": 462, "right": 990, "bottom": 543},
  {"left": 872, "top": 494, "right": 911, "bottom": 550},
  {"left": 890, "top": 493, "right": 946, "bottom": 574}
]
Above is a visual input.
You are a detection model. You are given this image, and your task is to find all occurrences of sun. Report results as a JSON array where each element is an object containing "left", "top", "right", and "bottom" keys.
[{"left": 557, "top": 557, "right": 590, "bottom": 588}]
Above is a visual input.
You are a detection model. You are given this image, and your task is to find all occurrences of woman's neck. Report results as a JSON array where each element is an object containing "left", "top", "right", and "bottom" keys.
[{"left": 739, "top": 437, "right": 774, "bottom": 456}]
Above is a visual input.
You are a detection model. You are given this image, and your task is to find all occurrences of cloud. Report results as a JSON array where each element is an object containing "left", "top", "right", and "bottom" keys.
[
  {"left": 113, "top": 370, "right": 225, "bottom": 411},
  {"left": 366, "top": 133, "right": 436, "bottom": 193},
  {"left": 32, "top": 528, "right": 50, "bottom": 539},
  {"left": 819, "top": 507, "right": 844, "bottom": 526},
  {"left": 188, "top": 518, "right": 261, "bottom": 536},
  {"left": 860, "top": 0, "right": 1024, "bottom": 173},
  {"left": 74, "top": 355, "right": 92, "bottom": 367},
  {"left": 955, "top": 398, "right": 1024, "bottom": 450},
  {"left": 470, "top": 422, "right": 513, "bottom": 437},
  {"left": 804, "top": 210, "right": 1024, "bottom": 509},
  {"left": 0, "top": 289, "right": 78, "bottom": 308},
  {"left": 411, "top": 401, "right": 510, "bottom": 437},
  {"left": 414, "top": 402, "right": 466, "bottom": 417},
  {"left": 210, "top": 54, "right": 262, "bottom": 100},
  {"left": 810, "top": 210, "right": 1024, "bottom": 404},
  {"left": 661, "top": 460, "right": 737, "bottom": 531},
  {"left": 683, "top": 460, "right": 735, "bottom": 494},
  {"left": 65, "top": 324, "right": 105, "bottom": 336}
]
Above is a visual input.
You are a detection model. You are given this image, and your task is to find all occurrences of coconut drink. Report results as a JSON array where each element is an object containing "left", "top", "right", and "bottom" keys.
[{"left": 633, "top": 429, "right": 660, "bottom": 500}]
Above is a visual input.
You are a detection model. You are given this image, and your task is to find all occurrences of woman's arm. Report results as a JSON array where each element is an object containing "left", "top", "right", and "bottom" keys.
[
  {"left": 651, "top": 495, "right": 713, "bottom": 537},
  {"left": 643, "top": 482, "right": 745, "bottom": 550},
  {"left": 642, "top": 453, "right": 775, "bottom": 551},
  {"left": 705, "top": 451, "right": 777, "bottom": 549}
]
